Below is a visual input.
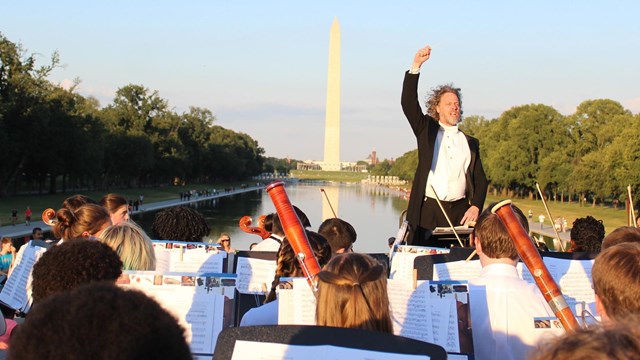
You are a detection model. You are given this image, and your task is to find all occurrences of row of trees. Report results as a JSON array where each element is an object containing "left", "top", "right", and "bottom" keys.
[
  {"left": 373, "top": 100, "right": 640, "bottom": 206},
  {"left": 0, "top": 34, "right": 265, "bottom": 197}
]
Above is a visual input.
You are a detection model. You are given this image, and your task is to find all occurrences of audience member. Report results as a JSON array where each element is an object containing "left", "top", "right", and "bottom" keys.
[
  {"left": 318, "top": 217, "right": 357, "bottom": 254},
  {"left": 529, "top": 318, "right": 640, "bottom": 360},
  {"left": 30, "top": 227, "right": 44, "bottom": 241},
  {"left": 52, "top": 203, "right": 112, "bottom": 242},
  {"left": 252, "top": 206, "right": 311, "bottom": 251},
  {"left": 316, "top": 253, "right": 392, "bottom": 333},
  {"left": 99, "top": 193, "right": 130, "bottom": 225},
  {"left": 569, "top": 216, "right": 605, "bottom": 252},
  {"left": 8, "top": 283, "right": 192, "bottom": 359},
  {"left": 0, "top": 238, "right": 16, "bottom": 275},
  {"left": 217, "top": 233, "right": 237, "bottom": 253},
  {"left": 240, "top": 231, "right": 331, "bottom": 326},
  {"left": 99, "top": 222, "right": 156, "bottom": 271},
  {"left": 151, "top": 206, "right": 210, "bottom": 242},
  {"left": 469, "top": 204, "right": 553, "bottom": 360},
  {"left": 591, "top": 242, "right": 640, "bottom": 322},
  {"left": 31, "top": 239, "right": 122, "bottom": 304},
  {"left": 601, "top": 226, "right": 640, "bottom": 250}
]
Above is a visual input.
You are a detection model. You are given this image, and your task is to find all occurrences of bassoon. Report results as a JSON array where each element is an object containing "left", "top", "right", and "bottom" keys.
[
  {"left": 266, "top": 181, "right": 322, "bottom": 290},
  {"left": 492, "top": 200, "right": 580, "bottom": 332}
]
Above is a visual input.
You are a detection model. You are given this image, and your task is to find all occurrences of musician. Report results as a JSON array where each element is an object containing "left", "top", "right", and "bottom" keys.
[
  {"left": 569, "top": 216, "right": 605, "bottom": 253},
  {"left": 401, "top": 44, "right": 487, "bottom": 246},
  {"left": 592, "top": 242, "right": 640, "bottom": 322},
  {"left": 252, "top": 206, "right": 311, "bottom": 251},
  {"left": 468, "top": 205, "right": 552, "bottom": 360},
  {"left": 318, "top": 217, "right": 357, "bottom": 255}
]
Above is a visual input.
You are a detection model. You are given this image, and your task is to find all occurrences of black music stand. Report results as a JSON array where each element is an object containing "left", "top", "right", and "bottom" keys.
[
  {"left": 232, "top": 250, "right": 278, "bottom": 326},
  {"left": 213, "top": 325, "right": 447, "bottom": 360},
  {"left": 414, "top": 247, "right": 478, "bottom": 280}
]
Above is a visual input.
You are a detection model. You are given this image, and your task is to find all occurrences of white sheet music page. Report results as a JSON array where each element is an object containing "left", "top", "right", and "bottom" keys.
[
  {"left": 235, "top": 257, "right": 277, "bottom": 294},
  {"left": 231, "top": 341, "right": 429, "bottom": 360},
  {"left": 387, "top": 278, "right": 434, "bottom": 343},
  {"left": 432, "top": 260, "right": 481, "bottom": 281}
]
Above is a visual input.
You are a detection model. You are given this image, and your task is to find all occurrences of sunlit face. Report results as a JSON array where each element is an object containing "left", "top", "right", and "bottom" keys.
[
  {"left": 436, "top": 92, "right": 461, "bottom": 127},
  {"left": 110, "top": 205, "right": 130, "bottom": 225}
]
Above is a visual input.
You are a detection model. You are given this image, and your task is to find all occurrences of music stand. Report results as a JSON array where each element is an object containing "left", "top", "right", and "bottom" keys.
[
  {"left": 232, "top": 250, "right": 278, "bottom": 326},
  {"left": 213, "top": 325, "right": 447, "bottom": 360}
]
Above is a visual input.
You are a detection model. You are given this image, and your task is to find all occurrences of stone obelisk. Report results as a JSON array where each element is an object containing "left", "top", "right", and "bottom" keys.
[{"left": 322, "top": 17, "right": 340, "bottom": 171}]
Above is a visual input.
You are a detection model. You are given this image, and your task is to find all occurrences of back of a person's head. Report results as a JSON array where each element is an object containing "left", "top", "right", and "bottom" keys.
[
  {"left": 570, "top": 216, "right": 605, "bottom": 253},
  {"left": 318, "top": 217, "right": 357, "bottom": 254},
  {"left": 99, "top": 222, "right": 156, "bottom": 271},
  {"left": 52, "top": 203, "right": 111, "bottom": 240},
  {"left": 61, "top": 194, "right": 97, "bottom": 212},
  {"left": 151, "top": 206, "right": 210, "bottom": 242},
  {"left": 99, "top": 193, "right": 128, "bottom": 213},
  {"left": 264, "top": 230, "right": 332, "bottom": 303},
  {"left": 271, "top": 206, "right": 311, "bottom": 236},
  {"left": 529, "top": 318, "right": 640, "bottom": 360},
  {"left": 592, "top": 242, "right": 640, "bottom": 321},
  {"left": 8, "top": 283, "right": 192, "bottom": 360},
  {"left": 31, "top": 238, "right": 123, "bottom": 303},
  {"left": 316, "top": 253, "right": 392, "bottom": 333},
  {"left": 474, "top": 203, "right": 528, "bottom": 260},
  {"left": 601, "top": 226, "right": 640, "bottom": 250}
]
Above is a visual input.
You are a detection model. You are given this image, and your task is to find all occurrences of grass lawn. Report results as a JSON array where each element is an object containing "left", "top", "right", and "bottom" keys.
[
  {"left": 290, "top": 170, "right": 369, "bottom": 183},
  {"left": 488, "top": 194, "right": 631, "bottom": 235},
  {"left": 0, "top": 182, "right": 243, "bottom": 228}
]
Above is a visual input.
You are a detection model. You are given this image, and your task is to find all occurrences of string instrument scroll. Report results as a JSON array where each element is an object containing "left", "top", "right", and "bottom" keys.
[
  {"left": 238, "top": 215, "right": 271, "bottom": 239},
  {"left": 492, "top": 200, "right": 580, "bottom": 333},
  {"left": 266, "top": 181, "right": 322, "bottom": 290},
  {"left": 42, "top": 208, "right": 57, "bottom": 226}
]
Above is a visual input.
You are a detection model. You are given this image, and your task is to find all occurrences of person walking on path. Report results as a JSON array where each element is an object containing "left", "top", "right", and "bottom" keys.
[
  {"left": 25, "top": 206, "right": 32, "bottom": 226},
  {"left": 10, "top": 209, "right": 18, "bottom": 226}
]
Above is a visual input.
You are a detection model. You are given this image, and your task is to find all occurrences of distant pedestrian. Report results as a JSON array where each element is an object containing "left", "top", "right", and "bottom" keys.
[
  {"left": 528, "top": 209, "right": 533, "bottom": 220},
  {"left": 538, "top": 214, "right": 545, "bottom": 229},
  {"left": 10, "top": 209, "right": 18, "bottom": 226},
  {"left": 25, "top": 206, "right": 32, "bottom": 226}
]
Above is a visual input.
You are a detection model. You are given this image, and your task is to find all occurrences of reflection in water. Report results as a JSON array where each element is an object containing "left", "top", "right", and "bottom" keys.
[{"left": 133, "top": 183, "right": 408, "bottom": 254}]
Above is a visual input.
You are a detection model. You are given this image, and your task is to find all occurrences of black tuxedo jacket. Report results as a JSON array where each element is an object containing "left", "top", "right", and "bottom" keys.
[{"left": 401, "top": 71, "right": 488, "bottom": 229}]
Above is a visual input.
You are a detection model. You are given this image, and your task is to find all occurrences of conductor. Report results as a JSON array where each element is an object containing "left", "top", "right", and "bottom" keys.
[{"left": 401, "top": 45, "right": 488, "bottom": 246}]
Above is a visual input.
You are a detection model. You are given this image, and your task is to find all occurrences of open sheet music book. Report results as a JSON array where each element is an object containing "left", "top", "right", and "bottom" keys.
[
  {"left": 151, "top": 240, "right": 226, "bottom": 273},
  {"left": 235, "top": 256, "right": 277, "bottom": 295},
  {"left": 433, "top": 225, "right": 473, "bottom": 234},
  {"left": 117, "top": 271, "right": 236, "bottom": 357},
  {"left": 231, "top": 341, "right": 428, "bottom": 360},
  {"left": 0, "top": 240, "right": 51, "bottom": 312}
]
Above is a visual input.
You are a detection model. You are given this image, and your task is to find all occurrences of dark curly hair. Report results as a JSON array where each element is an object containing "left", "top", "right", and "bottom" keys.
[
  {"left": 264, "top": 230, "right": 332, "bottom": 303},
  {"left": 9, "top": 283, "right": 192, "bottom": 360},
  {"left": 570, "top": 216, "right": 605, "bottom": 253},
  {"left": 151, "top": 206, "right": 210, "bottom": 242},
  {"left": 426, "top": 83, "right": 463, "bottom": 121},
  {"left": 31, "top": 238, "right": 123, "bottom": 303}
]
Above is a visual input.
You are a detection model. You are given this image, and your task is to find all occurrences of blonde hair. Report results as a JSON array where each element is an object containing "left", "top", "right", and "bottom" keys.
[
  {"left": 316, "top": 253, "right": 392, "bottom": 333},
  {"left": 99, "top": 222, "right": 156, "bottom": 271}
]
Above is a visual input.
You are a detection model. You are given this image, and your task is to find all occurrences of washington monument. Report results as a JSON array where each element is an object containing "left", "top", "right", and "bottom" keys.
[{"left": 322, "top": 17, "right": 341, "bottom": 171}]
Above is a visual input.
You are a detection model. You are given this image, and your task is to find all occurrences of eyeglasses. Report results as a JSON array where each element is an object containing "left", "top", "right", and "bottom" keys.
[{"left": 220, "top": 239, "right": 230, "bottom": 243}]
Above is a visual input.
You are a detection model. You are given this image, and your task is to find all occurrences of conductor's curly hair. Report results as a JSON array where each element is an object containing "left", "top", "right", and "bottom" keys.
[
  {"left": 31, "top": 238, "right": 123, "bottom": 303},
  {"left": 426, "top": 83, "right": 463, "bottom": 121}
]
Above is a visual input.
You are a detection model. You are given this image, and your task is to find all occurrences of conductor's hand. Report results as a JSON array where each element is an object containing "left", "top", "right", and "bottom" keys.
[
  {"left": 460, "top": 206, "right": 480, "bottom": 226},
  {"left": 412, "top": 45, "right": 432, "bottom": 69}
]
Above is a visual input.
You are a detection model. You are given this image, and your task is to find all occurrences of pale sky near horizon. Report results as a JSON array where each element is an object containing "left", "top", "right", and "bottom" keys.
[{"left": 2, "top": 1, "right": 639, "bottom": 162}]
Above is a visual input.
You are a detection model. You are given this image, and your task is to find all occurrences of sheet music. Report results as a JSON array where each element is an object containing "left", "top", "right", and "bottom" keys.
[
  {"left": 0, "top": 241, "right": 49, "bottom": 312},
  {"left": 519, "top": 257, "right": 596, "bottom": 315},
  {"left": 292, "top": 278, "right": 316, "bottom": 325},
  {"left": 277, "top": 287, "right": 295, "bottom": 325},
  {"left": 235, "top": 257, "right": 277, "bottom": 295},
  {"left": 387, "top": 279, "right": 433, "bottom": 343},
  {"left": 231, "top": 341, "right": 428, "bottom": 360},
  {"left": 389, "top": 246, "right": 449, "bottom": 282},
  {"left": 432, "top": 260, "right": 481, "bottom": 281},
  {"left": 118, "top": 271, "right": 236, "bottom": 356},
  {"left": 152, "top": 241, "right": 226, "bottom": 273},
  {"left": 428, "top": 280, "right": 467, "bottom": 353}
]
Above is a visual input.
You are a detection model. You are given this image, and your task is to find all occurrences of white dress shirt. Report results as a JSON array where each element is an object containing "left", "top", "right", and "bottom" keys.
[
  {"left": 425, "top": 124, "right": 471, "bottom": 201},
  {"left": 251, "top": 235, "right": 283, "bottom": 252},
  {"left": 240, "top": 299, "right": 279, "bottom": 326},
  {"left": 469, "top": 263, "right": 553, "bottom": 360}
]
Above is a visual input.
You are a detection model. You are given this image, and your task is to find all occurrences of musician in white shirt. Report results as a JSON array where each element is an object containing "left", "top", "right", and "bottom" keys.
[{"left": 469, "top": 205, "right": 553, "bottom": 360}]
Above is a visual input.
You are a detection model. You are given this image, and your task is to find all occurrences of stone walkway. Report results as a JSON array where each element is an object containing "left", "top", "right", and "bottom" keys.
[{"left": 0, "top": 185, "right": 264, "bottom": 239}]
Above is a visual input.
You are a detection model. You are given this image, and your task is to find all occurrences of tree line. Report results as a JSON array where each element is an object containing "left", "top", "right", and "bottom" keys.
[
  {"left": 372, "top": 100, "right": 640, "bottom": 207},
  {"left": 0, "top": 34, "right": 265, "bottom": 197}
]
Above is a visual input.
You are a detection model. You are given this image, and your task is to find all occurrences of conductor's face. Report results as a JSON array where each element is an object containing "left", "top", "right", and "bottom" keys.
[{"left": 436, "top": 92, "right": 460, "bottom": 126}]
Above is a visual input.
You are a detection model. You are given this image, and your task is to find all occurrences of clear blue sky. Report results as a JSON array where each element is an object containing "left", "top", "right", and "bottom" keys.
[{"left": 2, "top": 1, "right": 639, "bottom": 162}]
